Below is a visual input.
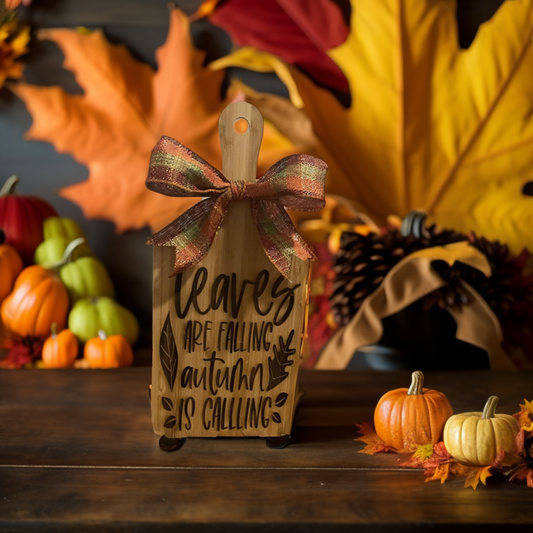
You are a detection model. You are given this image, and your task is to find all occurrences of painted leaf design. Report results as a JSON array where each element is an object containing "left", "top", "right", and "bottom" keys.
[
  {"left": 12, "top": 9, "right": 293, "bottom": 232},
  {"left": 161, "top": 397, "right": 173, "bottom": 411},
  {"left": 215, "top": 0, "right": 533, "bottom": 257},
  {"left": 272, "top": 412, "right": 282, "bottom": 424},
  {"left": 163, "top": 415, "right": 177, "bottom": 429},
  {"left": 267, "top": 330, "right": 295, "bottom": 391},
  {"left": 159, "top": 312, "right": 178, "bottom": 392},
  {"left": 274, "top": 392, "right": 288, "bottom": 408}
]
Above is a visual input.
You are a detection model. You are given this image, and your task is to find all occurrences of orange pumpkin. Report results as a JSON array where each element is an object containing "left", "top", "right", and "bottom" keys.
[
  {"left": 1, "top": 265, "right": 69, "bottom": 338},
  {"left": 42, "top": 323, "right": 79, "bottom": 368},
  {"left": 84, "top": 330, "right": 133, "bottom": 368},
  {"left": 374, "top": 370, "right": 453, "bottom": 451},
  {"left": 0, "top": 229, "right": 23, "bottom": 303}
]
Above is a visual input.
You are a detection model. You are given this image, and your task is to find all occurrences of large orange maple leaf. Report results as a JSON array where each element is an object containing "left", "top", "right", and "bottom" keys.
[
  {"left": 219, "top": 0, "right": 533, "bottom": 256},
  {"left": 12, "top": 9, "right": 294, "bottom": 232}
]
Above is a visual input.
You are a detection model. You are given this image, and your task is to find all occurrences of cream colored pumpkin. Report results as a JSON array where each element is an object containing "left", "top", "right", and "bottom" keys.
[{"left": 443, "top": 396, "right": 520, "bottom": 466}]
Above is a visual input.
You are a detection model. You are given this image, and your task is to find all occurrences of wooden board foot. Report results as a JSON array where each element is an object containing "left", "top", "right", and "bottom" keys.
[
  {"left": 159, "top": 436, "right": 186, "bottom": 452},
  {"left": 266, "top": 435, "right": 291, "bottom": 449}
]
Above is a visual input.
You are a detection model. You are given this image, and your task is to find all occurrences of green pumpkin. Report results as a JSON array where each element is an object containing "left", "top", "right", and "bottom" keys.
[
  {"left": 60, "top": 257, "right": 115, "bottom": 303},
  {"left": 51, "top": 238, "right": 114, "bottom": 303},
  {"left": 34, "top": 236, "right": 92, "bottom": 267},
  {"left": 69, "top": 297, "right": 139, "bottom": 345},
  {"left": 43, "top": 217, "right": 86, "bottom": 241}
]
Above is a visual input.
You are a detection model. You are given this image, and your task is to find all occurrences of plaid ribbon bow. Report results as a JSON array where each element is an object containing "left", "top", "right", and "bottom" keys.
[{"left": 146, "top": 136, "right": 328, "bottom": 279}]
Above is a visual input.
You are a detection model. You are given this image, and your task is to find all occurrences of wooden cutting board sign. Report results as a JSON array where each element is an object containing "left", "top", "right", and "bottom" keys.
[{"left": 151, "top": 102, "right": 311, "bottom": 448}]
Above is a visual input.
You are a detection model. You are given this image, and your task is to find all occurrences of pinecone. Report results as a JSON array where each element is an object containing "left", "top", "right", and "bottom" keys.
[
  {"left": 330, "top": 211, "right": 533, "bottom": 327},
  {"left": 330, "top": 213, "right": 466, "bottom": 326}
]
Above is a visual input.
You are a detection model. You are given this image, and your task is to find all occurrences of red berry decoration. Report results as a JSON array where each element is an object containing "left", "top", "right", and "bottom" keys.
[{"left": 0, "top": 176, "right": 58, "bottom": 265}]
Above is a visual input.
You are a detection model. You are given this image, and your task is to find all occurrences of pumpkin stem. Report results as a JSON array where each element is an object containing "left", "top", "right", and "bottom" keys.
[
  {"left": 50, "top": 322, "right": 57, "bottom": 338},
  {"left": 47, "top": 237, "right": 86, "bottom": 271},
  {"left": 482, "top": 395, "right": 499, "bottom": 420},
  {"left": 0, "top": 175, "right": 19, "bottom": 197},
  {"left": 62, "top": 237, "right": 86, "bottom": 264},
  {"left": 407, "top": 370, "right": 424, "bottom": 395},
  {"left": 400, "top": 211, "right": 428, "bottom": 239},
  {"left": 98, "top": 330, "right": 107, "bottom": 341}
]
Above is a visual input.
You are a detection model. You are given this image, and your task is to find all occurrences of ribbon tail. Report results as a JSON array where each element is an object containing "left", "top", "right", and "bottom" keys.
[
  {"left": 147, "top": 196, "right": 229, "bottom": 276},
  {"left": 253, "top": 200, "right": 315, "bottom": 280}
]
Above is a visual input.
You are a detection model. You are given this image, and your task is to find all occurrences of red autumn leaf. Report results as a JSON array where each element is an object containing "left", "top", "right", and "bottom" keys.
[
  {"left": 433, "top": 441, "right": 452, "bottom": 460},
  {"left": 0, "top": 337, "right": 42, "bottom": 368},
  {"left": 515, "top": 429, "right": 526, "bottom": 456},
  {"left": 197, "top": 0, "right": 349, "bottom": 92},
  {"left": 490, "top": 447, "right": 507, "bottom": 469},
  {"left": 303, "top": 242, "right": 337, "bottom": 368}
]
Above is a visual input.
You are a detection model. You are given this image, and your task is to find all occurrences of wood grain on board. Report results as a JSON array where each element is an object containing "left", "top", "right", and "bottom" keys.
[{"left": 151, "top": 103, "right": 310, "bottom": 438}]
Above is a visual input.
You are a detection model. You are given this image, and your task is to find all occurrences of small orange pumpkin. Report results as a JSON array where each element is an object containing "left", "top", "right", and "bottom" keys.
[
  {"left": 374, "top": 370, "right": 453, "bottom": 451},
  {"left": 0, "top": 265, "right": 69, "bottom": 338},
  {"left": 0, "top": 229, "right": 23, "bottom": 303},
  {"left": 42, "top": 322, "right": 79, "bottom": 368},
  {"left": 84, "top": 330, "right": 133, "bottom": 368}
]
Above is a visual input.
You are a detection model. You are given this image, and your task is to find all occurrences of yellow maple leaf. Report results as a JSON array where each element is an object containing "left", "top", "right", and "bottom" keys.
[
  {"left": 425, "top": 463, "right": 450, "bottom": 484},
  {"left": 521, "top": 399, "right": 533, "bottom": 413},
  {"left": 11, "top": 9, "right": 294, "bottom": 233},
  {"left": 412, "top": 444, "right": 435, "bottom": 462},
  {"left": 517, "top": 399, "right": 533, "bottom": 431},
  {"left": 220, "top": 0, "right": 533, "bottom": 256}
]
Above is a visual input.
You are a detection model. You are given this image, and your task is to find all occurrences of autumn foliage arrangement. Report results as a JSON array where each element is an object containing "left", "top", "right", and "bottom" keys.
[
  {"left": 357, "top": 372, "right": 533, "bottom": 490},
  {"left": 319, "top": 212, "right": 533, "bottom": 370},
  {"left": 7, "top": 0, "right": 533, "bottom": 252},
  {"left": 0, "top": 176, "right": 138, "bottom": 369},
  {"left": 198, "top": 0, "right": 533, "bottom": 259},
  {"left": 4, "top": 0, "right": 533, "bottom": 371}
]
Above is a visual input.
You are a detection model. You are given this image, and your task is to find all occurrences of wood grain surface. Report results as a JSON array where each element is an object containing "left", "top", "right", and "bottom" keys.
[
  {"left": 151, "top": 103, "right": 310, "bottom": 438},
  {"left": 0, "top": 368, "right": 531, "bottom": 531}
]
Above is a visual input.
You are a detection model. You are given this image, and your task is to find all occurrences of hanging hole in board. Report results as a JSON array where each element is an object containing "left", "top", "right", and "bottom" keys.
[
  {"left": 234, "top": 118, "right": 249, "bottom": 135},
  {"left": 522, "top": 181, "right": 533, "bottom": 196}
]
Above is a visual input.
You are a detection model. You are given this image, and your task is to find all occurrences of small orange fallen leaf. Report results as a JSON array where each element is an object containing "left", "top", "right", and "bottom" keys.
[{"left": 355, "top": 423, "right": 395, "bottom": 455}]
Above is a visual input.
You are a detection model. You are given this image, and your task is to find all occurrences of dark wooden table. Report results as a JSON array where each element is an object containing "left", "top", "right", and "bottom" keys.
[{"left": 0, "top": 368, "right": 531, "bottom": 532}]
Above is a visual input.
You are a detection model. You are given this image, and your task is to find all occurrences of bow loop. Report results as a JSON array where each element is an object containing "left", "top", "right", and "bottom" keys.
[
  {"left": 146, "top": 136, "right": 230, "bottom": 198},
  {"left": 258, "top": 155, "right": 328, "bottom": 211},
  {"left": 146, "top": 135, "right": 327, "bottom": 279}
]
